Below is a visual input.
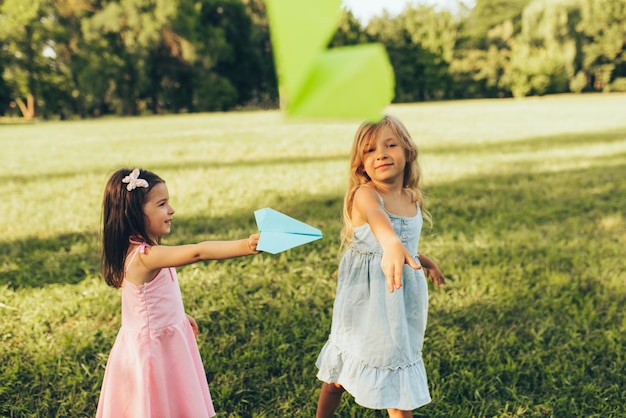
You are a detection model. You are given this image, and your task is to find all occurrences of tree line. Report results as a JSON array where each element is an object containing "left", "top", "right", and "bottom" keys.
[{"left": 1, "top": 0, "right": 624, "bottom": 119}]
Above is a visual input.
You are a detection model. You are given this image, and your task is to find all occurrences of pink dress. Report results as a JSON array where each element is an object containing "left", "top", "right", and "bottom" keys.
[{"left": 97, "top": 242, "right": 215, "bottom": 418}]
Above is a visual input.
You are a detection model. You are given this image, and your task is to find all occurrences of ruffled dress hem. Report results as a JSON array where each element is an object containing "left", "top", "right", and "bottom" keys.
[{"left": 316, "top": 337, "right": 432, "bottom": 410}]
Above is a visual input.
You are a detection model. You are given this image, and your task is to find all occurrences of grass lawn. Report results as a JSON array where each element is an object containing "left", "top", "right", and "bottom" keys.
[{"left": 1, "top": 93, "right": 625, "bottom": 417}]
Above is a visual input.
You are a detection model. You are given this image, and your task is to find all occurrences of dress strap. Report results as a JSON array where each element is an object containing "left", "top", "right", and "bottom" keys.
[
  {"left": 124, "top": 240, "right": 174, "bottom": 282},
  {"left": 125, "top": 242, "right": 149, "bottom": 273}
]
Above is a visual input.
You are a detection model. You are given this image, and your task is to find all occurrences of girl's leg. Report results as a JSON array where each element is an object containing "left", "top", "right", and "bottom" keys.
[
  {"left": 387, "top": 408, "right": 413, "bottom": 418},
  {"left": 316, "top": 382, "right": 345, "bottom": 418}
]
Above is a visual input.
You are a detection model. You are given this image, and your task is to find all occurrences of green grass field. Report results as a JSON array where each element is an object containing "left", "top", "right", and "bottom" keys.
[{"left": 1, "top": 93, "right": 625, "bottom": 417}]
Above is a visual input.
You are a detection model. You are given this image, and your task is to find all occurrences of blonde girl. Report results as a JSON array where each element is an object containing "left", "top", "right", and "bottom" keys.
[{"left": 315, "top": 116, "right": 444, "bottom": 418}]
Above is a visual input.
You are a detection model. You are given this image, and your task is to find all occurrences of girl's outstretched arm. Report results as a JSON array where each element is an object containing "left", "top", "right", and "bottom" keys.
[
  {"left": 352, "top": 187, "right": 420, "bottom": 293},
  {"left": 418, "top": 253, "right": 445, "bottom": 287},
  {"left": 137, "top": 234, "right": 260, "bottom": 272}
]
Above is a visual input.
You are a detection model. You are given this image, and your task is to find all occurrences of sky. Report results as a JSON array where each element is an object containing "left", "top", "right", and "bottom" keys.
[{"left": 341, "top": 0, "right": 470, "bottom": 23}]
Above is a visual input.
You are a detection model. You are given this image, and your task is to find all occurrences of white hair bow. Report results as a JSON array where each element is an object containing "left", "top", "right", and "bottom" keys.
[{"left": 122, "top": 169, "right": 149, "bottom": 191}]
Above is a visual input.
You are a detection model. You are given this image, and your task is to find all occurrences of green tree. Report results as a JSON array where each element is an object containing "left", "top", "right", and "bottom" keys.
[
  {"left": 504, "top": 0, "right": 579, "bottom": 97},
  {"left": 0, "top": 0, "right": 48, "bottom": 118},
  {"left": 462, "top": 0, "right": 532, "bottom": 47},
  {"left": 578, "top": 0, "right": 626, "bottom": 91},
  {"left": 82, "top": 0, "right": 181, "bottom": 114},
  {"left": 330, "top": 9, "right": 368, "bottom": 47},
  {"left": 240, "top": 0, "right": 278, "bottom": 107},
  {"left": 451, "top": 21, "right": 514, "bottom": 98},
  {"left": 368, "top": 5, "right": 457, "bottom": 101},
  {"left": 452, "top": 0, "right": 531, "bottom": 98},
  {"left": 157, "top": 0, "right": 276, "bottom": 113},
  {"left": 46, "top": 0, "right": 96, "bottom": 118},
  {"left": 0, "top": 57, "right": 10, "bottom": 116},
  {"left": 190, "top": 0, "right": 245, "bottom": 111},
  {"left": 142, "top": 0, "right": 197, "bottom": 113}
]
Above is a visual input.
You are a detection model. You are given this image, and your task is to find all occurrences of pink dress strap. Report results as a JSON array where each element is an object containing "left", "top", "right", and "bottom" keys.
[
  {"left": 125, "top": 239, "right": 175, "bottom": 282},
  {"left": 125, "top": 241, "right": 149, "bottom": 273}
]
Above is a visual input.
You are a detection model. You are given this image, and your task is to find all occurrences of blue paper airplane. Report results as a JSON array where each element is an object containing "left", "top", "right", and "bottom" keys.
[{"left": 254, "top": 208, "right": 323, "bottom": 254}]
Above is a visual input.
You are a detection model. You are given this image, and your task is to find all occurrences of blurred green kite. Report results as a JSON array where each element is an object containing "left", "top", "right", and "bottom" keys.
[{"left": 265, "top": 0, "right": 395, "bottom": 121}]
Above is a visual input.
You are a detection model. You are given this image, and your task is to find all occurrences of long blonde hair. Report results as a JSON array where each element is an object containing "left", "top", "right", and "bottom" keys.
[{"left": 341, "top": 115, "right": 430, "bottom": 247}]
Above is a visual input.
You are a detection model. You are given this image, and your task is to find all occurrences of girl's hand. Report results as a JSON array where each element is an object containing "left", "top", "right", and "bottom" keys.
[
  {"left": 381, "top": 240, "right": 421, "bottom": 293},
  {"left": 186, "top": 314, "right": 199, "bottom": 337},
  {"left": 418, "top": 254, "right": 445, "bottom": 288},
  {"left": 248, "top": 233, "right": 261, "bottom": 254},
  {"left": 424, "top": 265, "right": 445, "bottom": 288}
]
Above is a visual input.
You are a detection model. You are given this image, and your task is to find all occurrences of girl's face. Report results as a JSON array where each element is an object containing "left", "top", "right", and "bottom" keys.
[
  {"left": 142, "top": 182, "right": 175, "bottom": 241},
  {"left": 362, "top": 125, "right": 407, "bottom": 184}
]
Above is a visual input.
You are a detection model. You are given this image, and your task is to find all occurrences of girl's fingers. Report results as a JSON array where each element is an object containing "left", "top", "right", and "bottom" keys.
[
  {"left": 386, "top": 276, "right": 395, "bottom": 293},
  {"left": 382, "top": 249, "right": 416, "bottom": 293},
  {"left": 382, "top": 262, "right": 403, "bottom": 293},
  {"left": 187, "top": 315, "right": 199, "bottom": 337},
  {"left": 405, "top": 255, "right": 421, "bottom": 270},
  {"left": 382, "top": 261, "right": 395, "bottom": 293},
  {"left": 436, "top": 273, "right": 445, "bottom": 287},
  {"left": 393, "top": 268, "right": 403, "bottom": 291}
]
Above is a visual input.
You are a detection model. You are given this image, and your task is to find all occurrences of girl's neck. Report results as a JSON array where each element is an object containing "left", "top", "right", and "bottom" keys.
[
  {"left": 369, "top": 182, "right": 416, "bottom": 217},
  {"left": 369, "top": 180, "right": 403, "bottom": 195}
]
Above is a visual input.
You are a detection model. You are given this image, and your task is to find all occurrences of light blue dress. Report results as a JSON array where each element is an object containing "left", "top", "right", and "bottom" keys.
[{"left": 316, "top": 196, "right": 431, "bottom": 410}]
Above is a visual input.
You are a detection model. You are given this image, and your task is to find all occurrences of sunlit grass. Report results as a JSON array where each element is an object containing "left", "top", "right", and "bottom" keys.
[{"left": 1, "top": 93, "right": 625, "bottom": 417}]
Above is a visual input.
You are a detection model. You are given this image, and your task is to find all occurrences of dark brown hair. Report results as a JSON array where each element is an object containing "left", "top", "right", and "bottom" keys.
[{"left": 101, "top": 168, "right": 164, "bottom": 288}]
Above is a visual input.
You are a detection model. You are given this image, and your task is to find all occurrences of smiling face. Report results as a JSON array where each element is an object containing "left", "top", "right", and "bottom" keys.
[
  {"left": 362, "top": 125, "right": 407, "bottom": 185},
  {"left": 142, "top": 182, "right": 175, "bottom": 241}
]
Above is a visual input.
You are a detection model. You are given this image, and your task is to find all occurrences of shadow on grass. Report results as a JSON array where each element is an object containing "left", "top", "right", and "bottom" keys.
[
  {"left": 423, "top": 284, "right": 626, "bottom": 417},
  {"left": 0, "top": 233, "right": 100, "bottom": 289}
]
